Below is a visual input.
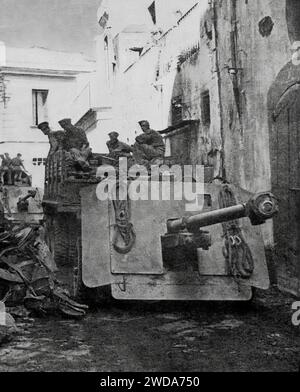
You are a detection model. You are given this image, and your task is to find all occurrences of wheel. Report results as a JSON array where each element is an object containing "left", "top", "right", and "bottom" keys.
[
  {"left": 66, "top": 214, "right": 80, "bottom": 265},
  {"left": 46, "top": 213, "right": 79, "bottom": 267},
  {"left": 45, "top": 215, "right": 57, "bottom": 258},
  {"left": 73, "top": 236, "right": 87, "bottom": 300},
  {"left": 53, "top": 215, "right": 69, "bottom": 267}
]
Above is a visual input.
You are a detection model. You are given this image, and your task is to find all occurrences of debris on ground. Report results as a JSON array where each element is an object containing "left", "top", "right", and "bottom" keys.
[
  {"left": 0, "top": 220, "right": 88, "bottom": 345},
  {"left": 0, "top": 312, "right": 18, "bottom": 345},
  {"left": 6, "top": 305, "right": 31, "bottom": 319}
]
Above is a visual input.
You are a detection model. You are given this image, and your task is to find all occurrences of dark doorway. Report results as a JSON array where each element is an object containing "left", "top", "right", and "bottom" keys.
[
  {"left": 270, "top": 78, "right": 300, "bottom": 294},
  {"left": 266, "top": 0, "right": 300, "bottom": 295},
  {"left": 286, "top": 0, "right": 300, "bottom": 42}
]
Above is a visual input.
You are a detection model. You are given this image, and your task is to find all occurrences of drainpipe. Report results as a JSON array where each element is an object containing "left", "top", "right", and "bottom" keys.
[
  {"left": 229, "top": 0, "right": 243, "bottom": 133},
  {"left": 212, "top": 1, "right": 226, "bottom": 180}
]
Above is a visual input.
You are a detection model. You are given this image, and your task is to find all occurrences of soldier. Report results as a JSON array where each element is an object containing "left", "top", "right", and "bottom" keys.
[
  {"left": 58, "top": 118, "right": 92, "bottom": 172},
  {"left": 37, "top": 122, "right": 63, "bottom": 156},
  {"left": 0, "top": 188, "right": 7, "bottom": 230},
  {"left": 58, "top": 118, "right": 89, "bottom": 151},
  {"left": 106, "top": 131, "right": 133, "bottom": 160},
  {"left": 133, "top": 120, "right": 165, "bottom": 165},
  {"left": 0, "top": 154, "right": 6, "bottom": 184},
  {"left": 8, "top": 154, "right": 26, "bottom": 183},
  {"left": 0, "top": 154, "right": 8, "bottom": 184},
  {"left": 0, "top": 153, "right": 12, "bottom": 185},
  {"left": 11, "top": 153, "right": 27, "bottom": 183}
]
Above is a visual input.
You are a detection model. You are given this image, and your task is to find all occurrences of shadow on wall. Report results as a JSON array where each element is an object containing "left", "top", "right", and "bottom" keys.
[
  {"left": 286, "top": 0, "right": 300, "bottom": 42},
  {"left": 267, "top": 0, "right": 300, "bottom": 296},
  {"left": 167, "top": 64, "right": 222, "bottom": 176}
]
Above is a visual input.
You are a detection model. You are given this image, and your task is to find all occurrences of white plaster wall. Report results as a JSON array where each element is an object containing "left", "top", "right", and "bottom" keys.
[
  {"left": 0, "top": 73, "right": 77, "bottom": 187},
  {"left": 154, "top": 0, "right": 200, "bottom": 31},
  {"left": 97, "top": 0, "right": 153, "bottom": 37},
  {"left": 86, "top": 115, "right": 113, "bottom": 154},
  {"left": 105, "top": 2, "right": 208, "bottom": 143}
]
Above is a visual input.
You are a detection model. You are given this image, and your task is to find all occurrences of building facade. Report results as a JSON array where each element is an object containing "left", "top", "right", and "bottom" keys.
[
  {"left": 0, "top": 42, "right": 95, "bottom": 187},
  {"left": 74, "top": 0, "right": 300, "bottom": 296}
]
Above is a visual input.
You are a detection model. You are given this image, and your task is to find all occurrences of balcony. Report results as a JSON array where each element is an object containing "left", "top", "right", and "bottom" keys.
[{"left": 71, "top": 72, "right": 104, "bottom": 125}]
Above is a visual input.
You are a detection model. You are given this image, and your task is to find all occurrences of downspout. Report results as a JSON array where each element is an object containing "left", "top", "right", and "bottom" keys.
[
  {"left": 212, "top": 0, "right": 226, "bottom": 180},
  {"left": 229, "top": 0, "right": 243, "bottom": 133}
]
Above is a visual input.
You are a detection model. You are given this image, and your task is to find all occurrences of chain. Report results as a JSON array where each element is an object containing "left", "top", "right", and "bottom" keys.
[{"left": 219, "top": 184, "right": 254, "bottom": 281}]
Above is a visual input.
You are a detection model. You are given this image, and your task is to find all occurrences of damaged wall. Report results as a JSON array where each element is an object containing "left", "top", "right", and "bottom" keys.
[
  {"left": 112, "top": 1, "right": 224, "bottom": 175},
  {"left": 214, "top": 0, "right": 291, "bottom": 191},
  {"left": 214, "top": 0, "right": 300, "bottom": 295},
  {"left": 92, "top": 0, "right": 300, "bottom": 294},
  {"left": 167, "top": 5, "right": 222, "bottom": 175}
]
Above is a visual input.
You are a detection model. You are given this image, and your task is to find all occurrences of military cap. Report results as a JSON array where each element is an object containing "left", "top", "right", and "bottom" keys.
[
  {"left": 108, "top": 131, "right": 119, "bottom": 137},
  {"left": 59, "top": 118, "right": 72, "bottom": 127},
  {"left": 37, "top": 121, "right": 49, "bottom": 129},
  {"left": 138, "top": 120, "right": 150, "bottom": 127}
]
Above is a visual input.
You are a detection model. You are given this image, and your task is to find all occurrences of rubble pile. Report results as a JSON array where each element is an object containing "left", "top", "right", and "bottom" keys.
[{"left": 0, "top": 221, "right": 88, "bottom": 344}]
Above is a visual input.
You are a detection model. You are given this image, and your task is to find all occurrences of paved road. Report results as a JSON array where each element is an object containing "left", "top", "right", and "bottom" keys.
[{"left": 0, "top": 288, "right": 299, "bottom": 372}]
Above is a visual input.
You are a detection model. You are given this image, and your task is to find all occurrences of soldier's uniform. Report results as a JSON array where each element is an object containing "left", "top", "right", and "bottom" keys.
[
  {"left": 62, "top": 124, "right": 89, "bottom": 151},
  {"left": 107, "top": 139, "right": 133, "bottom": 160},
  {"left": 37, "top": 122, "right": 64, "bottom": 156},
  {"left": 0, "top": 155, "right": 12, "bottom": 184},
  {"left": 11, "top": 155, "right": 25, "bottom": 182},
  {"left": 59, "top": 119, "right": 92, "bottom": 172},
  {"left": 133, "top": 129, "right": 165, "bottom": 164}
]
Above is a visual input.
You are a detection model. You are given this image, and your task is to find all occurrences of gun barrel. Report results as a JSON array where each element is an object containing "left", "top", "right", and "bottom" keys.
[
  {"left": 167, "top": 204, "right": 247, "bottom": 233},
  {"left": 18, "top": 190, "right": 37, "bottom": 203},
  {"left": 167, "top": 192, "right": 278, "bottom": 233}
]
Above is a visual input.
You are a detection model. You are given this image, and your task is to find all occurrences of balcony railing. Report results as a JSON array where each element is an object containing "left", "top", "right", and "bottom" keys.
[{"left": 71, "top": 81, "right": 92, "bottom": 123}]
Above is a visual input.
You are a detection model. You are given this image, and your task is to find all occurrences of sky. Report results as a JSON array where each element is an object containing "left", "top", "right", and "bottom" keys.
[{"left": 0, "top": 0, "right": 102, "bottom": 58}]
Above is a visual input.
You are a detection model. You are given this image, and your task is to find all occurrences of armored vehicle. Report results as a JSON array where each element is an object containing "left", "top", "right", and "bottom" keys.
[
  {"left": 43, "top": 150, "right": 278, "bottom": 302},
  {"left": 0, "top": 185, "right": 44, "bottom": 225}
]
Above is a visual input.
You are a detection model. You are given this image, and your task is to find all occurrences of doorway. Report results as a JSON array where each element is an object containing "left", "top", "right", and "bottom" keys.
[{"left": 270, "top": 80, "right": 300, "bottom": 294}]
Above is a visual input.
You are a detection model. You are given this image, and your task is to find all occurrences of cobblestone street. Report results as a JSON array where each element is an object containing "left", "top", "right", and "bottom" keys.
[{"left": 0, "top": 288, "right": 299, "bottom": 372}]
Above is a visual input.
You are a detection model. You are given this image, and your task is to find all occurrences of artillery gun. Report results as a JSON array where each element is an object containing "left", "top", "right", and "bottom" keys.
[
  {"left": 76, "top": 179, "right": 277, "bottom": 302},
  {"left": 43, "top": 148, "right": 278, "bottom": 302},
  {"left": 0, "top": 185, "right": 43, "bottom": 225},
  {"left": 163, "top": 191, "right": 277, "bottom": 250}
]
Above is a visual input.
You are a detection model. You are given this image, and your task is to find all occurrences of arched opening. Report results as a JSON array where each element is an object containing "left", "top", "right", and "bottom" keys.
[
  {"left": 268, "top": 62, "right": 300, "bottom": 296},
  {"left": 286, "top": 0, "right": 300, "bottom": 42},
  {"left": 265, "top": 1, "right": 300, "bottom": 296}
]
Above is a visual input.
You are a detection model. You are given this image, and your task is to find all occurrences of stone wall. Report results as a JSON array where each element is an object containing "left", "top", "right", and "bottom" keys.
[
  {"left": 91, "top": 0, "right": 300, "bottom": 294},
  {"left": 213, "top": 0, "right": 300, "bottom": 294},
  {"left": 214, "top": 0, "right": 292, "bottom": 192}
]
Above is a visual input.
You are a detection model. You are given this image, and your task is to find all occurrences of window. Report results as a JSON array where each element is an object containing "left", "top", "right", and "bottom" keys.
[
  {"left": 201, "top": 90, "right": 211, "bottom": 127},
  {"left": 171, "top": 96, "right": 183, "bottom": 125},
  {"left": 98, "top": 11, "right": 109, "bottom": 29},
  {"left": 32, "top": 90, "right": 48, "bottom": 126},
  {"left": 148, "top": 2, "right": 156, "bottom": 25},
  {"left": 287, "top": 0, "right": 300, "bottom": 42},
  {"left": 104, "top": 36, "right": 111, "bottom": 83},
  {"left": 32, "top": 158, "right": 47, "bottom": 166},
  {"left": 104, "top": 35, "right": 109, "bottom": 50},
  {"left": 204, "top": 20, "right": 213, "bottom": 40}
]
